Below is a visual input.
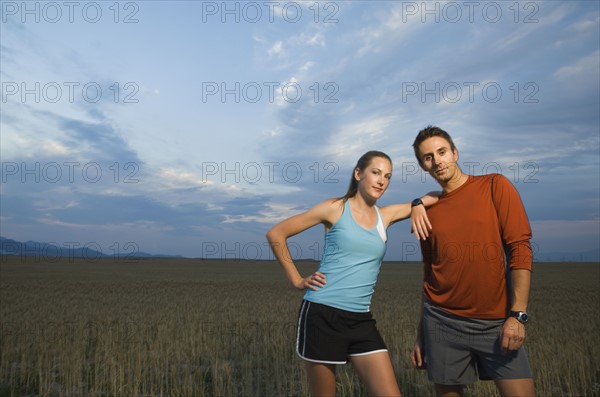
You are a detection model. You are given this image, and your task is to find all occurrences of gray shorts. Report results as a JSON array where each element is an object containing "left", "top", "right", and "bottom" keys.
[{"left": 422, "top": 300, "right": 533, "bottom": 385}]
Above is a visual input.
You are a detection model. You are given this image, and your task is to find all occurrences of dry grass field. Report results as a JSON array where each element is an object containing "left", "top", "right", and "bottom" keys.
[{"left": 1, "top": 257, "right": 598, "bottom": 396}]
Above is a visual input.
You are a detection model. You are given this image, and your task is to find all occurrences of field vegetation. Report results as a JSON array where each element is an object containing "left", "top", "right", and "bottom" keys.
[{"left": 1, "top": 257, "right": 598, "bottom": 396}]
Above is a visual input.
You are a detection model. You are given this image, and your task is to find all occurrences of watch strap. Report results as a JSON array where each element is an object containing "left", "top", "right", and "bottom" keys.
[
  {"left": 411, "top": 198, "right": 424, "bottom": 207},
  {"left": 509, "top": 310, "right": 529, "bottom": 324}
]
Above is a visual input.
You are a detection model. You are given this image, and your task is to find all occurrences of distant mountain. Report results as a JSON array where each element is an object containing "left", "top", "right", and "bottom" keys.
[
  {"left": 0, "top": 236, "right": 186, "bottom": 260},
  {"left": 534, "top": 248, "right": 599, "bottom": 263},
  {"left": 1, "top": 236, "right": 598, "bottom": 262}
]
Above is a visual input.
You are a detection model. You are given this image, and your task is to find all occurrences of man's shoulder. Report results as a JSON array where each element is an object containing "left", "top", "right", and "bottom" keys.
[{"left": 472, "top": 173, "right": 513, "bottom": 186}]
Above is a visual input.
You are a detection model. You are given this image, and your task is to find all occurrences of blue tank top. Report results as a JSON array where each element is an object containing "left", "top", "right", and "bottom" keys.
[{"left": 303, "top": 200, "right": 387, "bottom": 312}]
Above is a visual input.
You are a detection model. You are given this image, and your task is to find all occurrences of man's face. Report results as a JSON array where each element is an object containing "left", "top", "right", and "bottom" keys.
[{"left": 417, "top": 136, "right": 459, "bottom": 184}]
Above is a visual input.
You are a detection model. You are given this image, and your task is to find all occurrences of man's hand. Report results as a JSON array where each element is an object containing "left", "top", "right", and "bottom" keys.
[
  {"left": 410, "top": 338, "right": 427, "bottom": 369},
  {"left": 411, "top": 204, "right": 432, "bottom": 240},
  {"left": 500, "top": 316, "right": 526, "bottom": 354}
]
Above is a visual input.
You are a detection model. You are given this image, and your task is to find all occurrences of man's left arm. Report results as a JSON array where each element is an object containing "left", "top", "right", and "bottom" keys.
[
  {"left": 501, "top": 268, "right": 531, "bottom": 353},
  {"left": 493, "top": 175, "right": 533, "bottom": 353}
]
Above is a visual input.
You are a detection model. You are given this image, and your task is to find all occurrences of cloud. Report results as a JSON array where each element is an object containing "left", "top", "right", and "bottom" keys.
[
  {"left": 288, "top": 31, "right": 326, "bottom": 48},
  {"left": 223, "top": 202, "right": 303, "bottom": 224},
  {"left": 554, "top": 49, "right": 600, "bottom": 81},
  {"left": 41, "top": 140, "right": 72, "bottom": 156},
  {"left": 493, "top": 4, "right": 571, "bottom": 52},
  {"left": 299, "top": 61, "right": 314, "bottom": 72},
  {"left": 355, "top": 4, "right": 425, "bottom": 57},
  {"left": 305, "top": 32, "right": 325, "bottom": 47},
  {"left": 268, "top": 40, "right": 284, "bottom": 56},
  {"left": 158, "top": 168, "right": 214, "bottom": 188},
  {"left": 326, "top": 114, "right": 397, "bottom": 161},
  {"left": 570, "top": 14, "right": 600, "bottom": 34}
]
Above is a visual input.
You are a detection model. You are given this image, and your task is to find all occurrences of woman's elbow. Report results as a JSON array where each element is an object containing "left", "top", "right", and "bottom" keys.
[{"left": 266, "top": 227, "right": 278, "bottom": 244}]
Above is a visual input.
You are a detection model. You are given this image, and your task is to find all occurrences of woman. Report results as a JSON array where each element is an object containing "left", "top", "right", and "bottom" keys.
[{"left": 266, "top": 150, "right": 437, "bottom": 397}]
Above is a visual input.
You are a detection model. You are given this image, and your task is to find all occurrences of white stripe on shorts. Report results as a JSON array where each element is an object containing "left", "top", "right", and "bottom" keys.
[
  {"left": 295, "top": 300, "right": 348, "bottom": 365},
  {"left": 348, "top": 348, "right": 388, "bottom": 357},
  {"left": 296, "top": 300, "right": 310, "bottom": 357}
]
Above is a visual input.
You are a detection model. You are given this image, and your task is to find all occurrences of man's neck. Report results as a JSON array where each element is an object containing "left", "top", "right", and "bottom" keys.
[{"left": 441, "top": 169, "right": 469, "bottom": 194}]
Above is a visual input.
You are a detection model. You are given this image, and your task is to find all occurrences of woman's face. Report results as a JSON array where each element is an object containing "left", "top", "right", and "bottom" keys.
[{"left": 355, "top": 156, "right": 392, "bottom": 201}]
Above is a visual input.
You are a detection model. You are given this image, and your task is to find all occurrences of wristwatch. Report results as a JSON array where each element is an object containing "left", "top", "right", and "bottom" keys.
[
  {"left": 411, "top": 198, "right": 424, "bottom": 207},
  {"left": 509, "top": 311, "right": 529, "bottom": 324}
]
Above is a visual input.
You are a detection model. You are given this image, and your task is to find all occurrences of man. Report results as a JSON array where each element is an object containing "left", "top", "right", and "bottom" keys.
[{"left": 409, "top": 126, "right": 535, "bottom": 397}]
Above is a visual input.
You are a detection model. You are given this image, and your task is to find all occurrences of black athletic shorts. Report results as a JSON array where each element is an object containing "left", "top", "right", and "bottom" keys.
[{"left": 295, "top": 300, "right": 387, "bottom": 364}]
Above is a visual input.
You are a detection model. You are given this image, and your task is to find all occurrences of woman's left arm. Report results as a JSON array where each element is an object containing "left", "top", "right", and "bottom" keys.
[
  {"left": 411, "top": 191, "right": 441, "bottom": 239},
  {"left": 380, "top": 191, "right": 440, "bottom": 240}
]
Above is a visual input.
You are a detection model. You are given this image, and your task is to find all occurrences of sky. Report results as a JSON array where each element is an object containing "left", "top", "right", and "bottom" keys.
[{"left": 1, "top": 0, "right": 599, "bottom": 262}]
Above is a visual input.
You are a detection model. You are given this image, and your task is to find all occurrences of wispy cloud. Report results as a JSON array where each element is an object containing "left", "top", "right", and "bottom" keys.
[{"left": 268, "top": 40, "right": 284, "bottom": 56}]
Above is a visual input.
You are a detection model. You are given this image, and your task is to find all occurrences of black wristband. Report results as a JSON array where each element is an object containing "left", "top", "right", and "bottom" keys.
[{"left": 411, "top": 198, "right": 424, "bottom": 207}]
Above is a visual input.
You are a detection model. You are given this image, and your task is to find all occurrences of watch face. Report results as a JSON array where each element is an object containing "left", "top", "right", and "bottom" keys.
[
  {"left": 512, "top": 311, "right": 528, "bottom": 323},
  {"left": 519, "top": 313, "right": 529, "bottom": 323}
]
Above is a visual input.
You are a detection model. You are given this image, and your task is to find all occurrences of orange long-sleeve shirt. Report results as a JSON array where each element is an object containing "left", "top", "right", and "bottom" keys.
[{"left": 420, "top": 174, "right": 532, "bottom": 319}]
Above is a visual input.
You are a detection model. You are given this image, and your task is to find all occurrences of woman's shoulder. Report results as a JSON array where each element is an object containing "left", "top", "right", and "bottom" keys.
[
  {"left": 312, "top": 198, "right": 346, "bottom": 226},
  {"left": 315, "top": 197, "right": 345, "bottom": 209},
  {"left": 318, "top": 198, "right": 345, "bottom": 215}
]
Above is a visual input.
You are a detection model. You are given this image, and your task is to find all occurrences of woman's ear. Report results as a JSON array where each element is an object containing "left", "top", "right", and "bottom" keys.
[{"left": 354, "top": 167, "right": 361, "bottom": 182}]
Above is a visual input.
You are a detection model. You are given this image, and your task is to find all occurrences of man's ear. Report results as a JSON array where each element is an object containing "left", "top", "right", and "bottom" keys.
[{"left": 453, "top": 148, "right": 459, "bottom": 162}]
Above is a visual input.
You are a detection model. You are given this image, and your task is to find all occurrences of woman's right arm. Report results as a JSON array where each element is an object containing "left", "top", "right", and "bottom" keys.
[{"left": 266, "top": 199, "right": 337, "bottom": 290}]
